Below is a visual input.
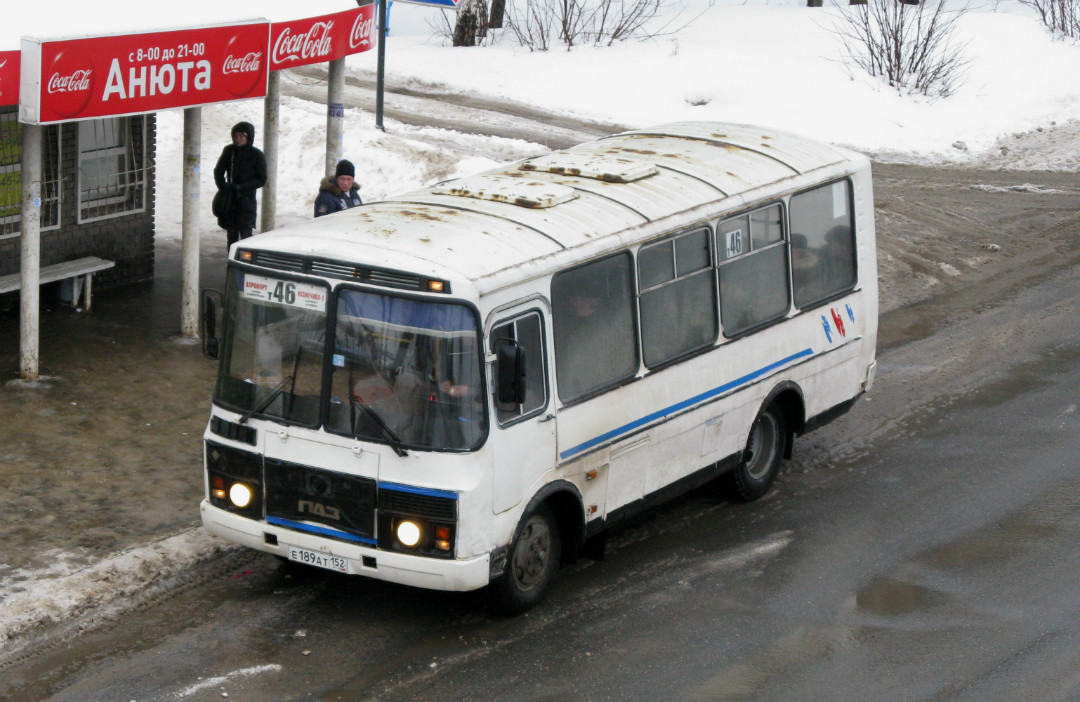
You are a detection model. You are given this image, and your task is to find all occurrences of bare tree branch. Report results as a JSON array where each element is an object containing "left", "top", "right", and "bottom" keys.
[{"left": 831, "top": 0, "right": 969, "bottom": 97}]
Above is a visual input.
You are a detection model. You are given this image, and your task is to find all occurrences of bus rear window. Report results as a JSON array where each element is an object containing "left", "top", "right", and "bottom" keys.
[{"left": 790, "top": 180, "right": 857, "bottom": 309}]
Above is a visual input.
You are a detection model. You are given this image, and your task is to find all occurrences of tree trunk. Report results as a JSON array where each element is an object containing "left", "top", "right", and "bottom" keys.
[
  {"left": 453, "top": 0, "right": 489, "bottom": 46},
  {"left": 489, "top": 0, "right": 505, "bottom": 29}
]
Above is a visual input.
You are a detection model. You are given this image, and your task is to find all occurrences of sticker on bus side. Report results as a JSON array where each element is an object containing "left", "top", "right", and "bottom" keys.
[{"left": 242, "top": 274, "right": 327, "bottom": 311}]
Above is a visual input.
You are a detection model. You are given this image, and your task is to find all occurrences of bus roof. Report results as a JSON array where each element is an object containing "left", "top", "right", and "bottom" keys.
[{"left": 239, "top": 122, "right": 867, "bottom": 296}]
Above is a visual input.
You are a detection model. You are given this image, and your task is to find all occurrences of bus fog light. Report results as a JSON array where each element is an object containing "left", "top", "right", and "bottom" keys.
[
  {"left": 211, "top": 475, "right": 227, "bottom": 500},
  {"left": 435, "top": 526, "right": 452, "bottom": 551},
  {"left": 229, "top": 482, "right": 253, "bottom": 508},
  {"left": 396, "top": 520, "right": 422, "bottom": 547}
]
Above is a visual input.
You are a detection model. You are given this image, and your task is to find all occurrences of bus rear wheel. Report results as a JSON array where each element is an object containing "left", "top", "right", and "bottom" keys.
[
  {"left": 727, "top": 404, "right": 786, "bottom": 501},
  {"left": 491, "top": 504, "right": 562, "bottom": 615}
]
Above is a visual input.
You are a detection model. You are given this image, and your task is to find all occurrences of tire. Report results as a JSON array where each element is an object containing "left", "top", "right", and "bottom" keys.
[
  {"left": 726, "top": 404, "right": 786, "bottom": 502},
  {"left": 491, "top": 504, "right": 562, "bottom": 615}
]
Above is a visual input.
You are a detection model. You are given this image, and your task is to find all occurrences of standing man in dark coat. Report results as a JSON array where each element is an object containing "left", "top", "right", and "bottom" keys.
[
  {"left": 314, "top": 159, "right": 363, "bottom": 217},
  {"left": 214, "top": 121, "right": 267, "bottom": 248}
]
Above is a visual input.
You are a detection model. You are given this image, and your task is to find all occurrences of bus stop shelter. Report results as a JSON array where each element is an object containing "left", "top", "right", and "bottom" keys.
[{"left": 3, "top": 2, "right": 376, "bottom": 380}]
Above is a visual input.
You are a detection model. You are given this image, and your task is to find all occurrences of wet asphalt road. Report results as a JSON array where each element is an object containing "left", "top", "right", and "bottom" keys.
[{"left": 5, "top": 205, "right": 1080, "bottom": 701}]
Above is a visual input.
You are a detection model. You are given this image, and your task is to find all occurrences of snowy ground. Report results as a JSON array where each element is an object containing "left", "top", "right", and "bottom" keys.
[
  {"left": 6, "top": 0, "right": 1080, "bottom": 664},
  {"left": 148, "top": 0, "right": 1080, "bottom": 245}
]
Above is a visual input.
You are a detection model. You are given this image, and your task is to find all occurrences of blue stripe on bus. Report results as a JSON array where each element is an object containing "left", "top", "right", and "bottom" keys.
[
  {"left": 379, "top": 481, "right": 459, "bottom": 501},
  {"left": 267, "top": 516, "right": 378, "bottom": 546},
  {"left": 558, "top": 348, "right": 815, "bottom": 461}
]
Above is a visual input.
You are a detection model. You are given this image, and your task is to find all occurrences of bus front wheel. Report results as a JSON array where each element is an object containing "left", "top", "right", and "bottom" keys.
[
  {"left": 491, "top": 504, "right": 562, "bottom": 615},
  {"left": 727, "top": 404, "right": 786, "bottom": 501}
]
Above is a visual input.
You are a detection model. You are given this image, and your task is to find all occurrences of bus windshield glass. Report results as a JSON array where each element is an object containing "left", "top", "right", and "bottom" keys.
[
  {"left": 328, "top": 288, "right": 486, "bottom": 452},
  {"left": 215, "top": 269, "right": 329, "bottom": 426}
]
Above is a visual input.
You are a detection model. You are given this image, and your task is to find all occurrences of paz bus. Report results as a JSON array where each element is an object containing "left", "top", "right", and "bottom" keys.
[{"left": 200, "top": 122, "right": 877, "bottom": 613}]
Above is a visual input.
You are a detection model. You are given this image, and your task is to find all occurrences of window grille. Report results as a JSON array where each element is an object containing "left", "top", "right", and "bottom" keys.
[
  {"left": 78, "top": 116, "right": 147, "bottom": 223},
  {"left": 0, "top": 108, "right": 61, "bottom": 237}
]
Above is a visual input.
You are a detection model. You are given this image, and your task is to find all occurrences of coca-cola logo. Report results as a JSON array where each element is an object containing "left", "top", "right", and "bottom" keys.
[
  {"left": 221, "top": 32, "right": 266, "bottom": 97},
  {"left": 273, "top": 21, "right": 335, "bottom": 66},
  {"left": 43, "top": 48, "right": 95, "bottom": 118},
  {"left": 350, "top": 9, "right": 376, "bottom": 50},
  {"left": 223, "top": 52, "right": 262, "bottom": 75},
  {"left": 47, "top": 69, "right": 93, "bottom": 93}
]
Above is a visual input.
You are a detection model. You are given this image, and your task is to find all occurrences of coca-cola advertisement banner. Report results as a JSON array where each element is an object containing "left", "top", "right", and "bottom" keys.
[
  {"left": 270, "top": 5, "right": 376, "bottom": 71},
  {"left": 21, "top": 22, "right": 269, "bottom": 124},
  {"left": 0, "top": 51, "right": 19, "bottom": 107}
]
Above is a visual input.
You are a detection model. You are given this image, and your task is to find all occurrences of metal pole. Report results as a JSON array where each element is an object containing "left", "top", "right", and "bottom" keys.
[
  {"left": 376, "top": 0, "right": 387, "bottom": 131},
  {"left": 262, "top": 70, "right": 279, "bottom": 233},
  {"left": 19, "top": 122, "right": 42, "bottom": 380},
  {"left": 326, "top": 57, "right": 346, "bottom": 177},
  {"left": 180, "top": 106, "right": 201, "bottom": 338}
]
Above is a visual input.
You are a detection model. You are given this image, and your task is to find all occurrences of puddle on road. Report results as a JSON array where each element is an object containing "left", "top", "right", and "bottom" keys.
[{"left": 852, "top": 471, "right": 1080, "bottom": 627}]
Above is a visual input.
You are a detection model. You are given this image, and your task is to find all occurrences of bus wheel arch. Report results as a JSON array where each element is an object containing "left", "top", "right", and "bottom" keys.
[
  {"left": 490, "top": 482, "right": 584, "bottom": 615},
  {"left": 762, "top": 382, "right": 805, "bottom": 460},
  {"left": 726, "top": 386, "right": 802, "bottom": 501}
]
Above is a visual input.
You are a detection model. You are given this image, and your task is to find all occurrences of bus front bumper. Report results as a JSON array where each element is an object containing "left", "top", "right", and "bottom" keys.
[{"left": 200, "top": 501, "right": 490, "bottom": 592}]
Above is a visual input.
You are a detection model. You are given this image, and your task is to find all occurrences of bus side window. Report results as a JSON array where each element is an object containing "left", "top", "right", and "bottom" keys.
[
  {"left": 551, "top": 253, "right": 638, "bottom": 403},
  {"left": 790, "top": 180, "right": 857, "bottom": 309},
  {"left": 716, "top": 203, "right": 790, "bottom": 337},
  {"left": 638, "top": 227, "right": 717, "bottom": 367},
  {"left": 492, "top": 311, "right": 548, "bottom": 424}
]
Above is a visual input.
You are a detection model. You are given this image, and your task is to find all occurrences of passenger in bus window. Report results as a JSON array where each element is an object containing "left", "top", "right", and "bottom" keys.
[
  {"left": 790, "top": 233, "right": 821, "bottom": 306},
  {"left": 821, "top": 225, "right": 856, "bottom": 292},
  {"left": 552, "top": 255, "right": 638, "bottom": 401}
]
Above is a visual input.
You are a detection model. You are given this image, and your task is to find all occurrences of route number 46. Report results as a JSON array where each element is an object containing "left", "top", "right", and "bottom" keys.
[
  {"left": 725, "top": 228, "right": 744, "bottom": 259},
  {"left": 270, "top": 281, "right": 297, "bottom": 305}
]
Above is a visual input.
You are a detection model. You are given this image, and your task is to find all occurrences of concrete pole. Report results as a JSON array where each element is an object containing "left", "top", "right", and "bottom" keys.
[
  {"left": 180, "top": 106, "right": 201, "bottom": 338},
  {"left": 326, "top": 57, "right": 346, "bottom": 177},
  {"left": 376, "top": 0, "right": 387, "bottom": 131},
  {"left": 261, "top": 70, "right": 280, "bottom": 233},
  {"left": 19, "top": 123, "right": 42, "bottom": 380}
]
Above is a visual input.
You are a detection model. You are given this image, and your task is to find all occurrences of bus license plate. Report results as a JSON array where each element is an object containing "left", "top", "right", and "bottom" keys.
[{"left": 288, "top": 546, "right": 349, "bottom": 573}]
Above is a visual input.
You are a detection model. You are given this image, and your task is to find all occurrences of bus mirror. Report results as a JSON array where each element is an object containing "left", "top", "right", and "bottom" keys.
[
  {"left": 201, "top": 289, "right": 223, "bottom": 360},
  {"left": 495, "top": 341, "right": 527, "bottom": 411}
]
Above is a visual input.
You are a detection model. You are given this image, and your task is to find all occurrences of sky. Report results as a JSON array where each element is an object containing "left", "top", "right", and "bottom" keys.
[{"left": 4, "top": 0, "right": 1080, "bottom": 654}]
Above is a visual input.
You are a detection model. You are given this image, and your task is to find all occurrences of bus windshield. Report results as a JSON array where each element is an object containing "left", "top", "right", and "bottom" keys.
[
  {"left": 215, "top": 269, "right": 329, "bottom": 426},
  {"left": 327, "top": 288, "right": 486, "bottom": 452}
]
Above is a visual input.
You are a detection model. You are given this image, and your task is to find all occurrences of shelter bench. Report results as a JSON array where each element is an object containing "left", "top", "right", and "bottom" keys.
[{"left": 0, "top": 256, "right": 115, "bottom": 312}]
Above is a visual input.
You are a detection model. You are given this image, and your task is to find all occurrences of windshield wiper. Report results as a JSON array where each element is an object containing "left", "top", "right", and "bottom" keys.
[
  {"left": 350, "top": 394, "right": 409, "bottom": 457},
  {"left": 238, "top": 375, "right": 295, "bottom": 424}
]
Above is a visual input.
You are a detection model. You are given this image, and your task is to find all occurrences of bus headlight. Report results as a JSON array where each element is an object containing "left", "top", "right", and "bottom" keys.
[
  {"left": 229, "top": 482, "right": 254, "bottom": 509},
  {"left": 396, "top": 519, "right": 422, "bottom": 547}
]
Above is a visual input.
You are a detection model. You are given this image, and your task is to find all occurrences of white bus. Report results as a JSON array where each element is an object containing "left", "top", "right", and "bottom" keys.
[{"left": 200, "top": 122, "right": 877, "bottom": 613}]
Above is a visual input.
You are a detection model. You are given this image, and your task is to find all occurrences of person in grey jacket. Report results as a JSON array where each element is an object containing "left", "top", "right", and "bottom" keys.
[
  {"left": 314, "top": 159, "right": 363, "bottom": 217},
  {"left": 213, "top": 121, "right": 267, "bottom": 247}
]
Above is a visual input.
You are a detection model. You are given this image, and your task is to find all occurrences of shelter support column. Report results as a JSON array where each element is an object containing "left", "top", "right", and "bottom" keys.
[
  {"left": 262, "top": 70, "right": 280, "bottom": 233},
  {"left": 19, "top": 123, "right": 42, "bottom": 381},
  {"left": 376, "top": 0, "right": 387, "bottom": 131},
  {"left": 181, "top": 107, "right": 201, "bottom": 338},
  {"left": 326, "top": 57, "right": 346, "bottom": 176}
]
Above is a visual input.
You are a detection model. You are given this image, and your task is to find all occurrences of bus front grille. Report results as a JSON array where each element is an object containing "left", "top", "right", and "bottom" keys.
[
  {"left": 377, "top": 487, "right": 457, "bottom": 521},
  {"left": 264, "top": 460, "right": 376, "bottom": 542}
]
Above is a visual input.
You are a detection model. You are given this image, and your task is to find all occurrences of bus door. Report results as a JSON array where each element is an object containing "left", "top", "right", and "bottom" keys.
[{"left": 489, "top": 305, "right": 556, "bottom": 514}]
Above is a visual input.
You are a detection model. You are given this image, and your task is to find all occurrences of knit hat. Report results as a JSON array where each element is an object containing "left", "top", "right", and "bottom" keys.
[{"left": 335, "top": 159, "right": 355, "bottom": 178}]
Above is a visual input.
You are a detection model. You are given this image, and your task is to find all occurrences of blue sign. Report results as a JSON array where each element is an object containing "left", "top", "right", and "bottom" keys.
[{"left": 394, "top": 0, "right": 458, "bottom": 7}]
